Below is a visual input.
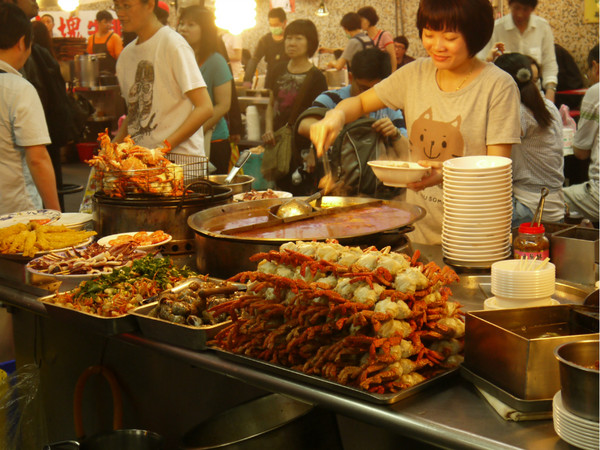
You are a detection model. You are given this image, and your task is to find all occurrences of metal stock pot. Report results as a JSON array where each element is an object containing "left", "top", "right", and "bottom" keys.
[
  {"left": 187, "top": 196, "right": 423, "bottom": 278},
  {"left": 74, "top": 54, "right": 103, "bottom": 87}
]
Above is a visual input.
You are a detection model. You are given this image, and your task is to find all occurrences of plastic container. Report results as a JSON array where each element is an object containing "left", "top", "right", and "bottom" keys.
[
  {"left": 513, "top": 222, "right": 550, "bottom": 260},
  {"left": 76, "top": 143, "right": 98, "bottom": 163}
]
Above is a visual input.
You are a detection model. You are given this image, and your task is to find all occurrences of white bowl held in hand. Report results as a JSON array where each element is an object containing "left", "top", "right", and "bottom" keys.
[{"left": 367, "top": 161, "right": 430, "bottom": 187}]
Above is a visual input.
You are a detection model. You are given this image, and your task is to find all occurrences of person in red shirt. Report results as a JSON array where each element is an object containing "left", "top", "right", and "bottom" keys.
[{"left": 87, "top": 10, "right": 123, "bottom": 75}]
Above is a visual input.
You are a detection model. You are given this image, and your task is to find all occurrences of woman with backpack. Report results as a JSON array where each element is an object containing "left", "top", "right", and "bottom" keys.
[
  {"left": 357, "top": 6, "right": 397, "bottom": 71},
  {"left": 310, "top": 0, "right": 521, "bottom": 244},
  {"left": 494, "top": 53, "right": 565, "bottom": 226}
]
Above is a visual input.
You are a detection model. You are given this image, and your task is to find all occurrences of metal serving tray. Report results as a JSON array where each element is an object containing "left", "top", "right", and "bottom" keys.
[
  {"left": 464, "top": 305, "right": 599, "bottom": 400},
  {"left": 212, "top": 348, "right": 459, "bottom": 405},
  {"left": 39, "top": 294, "right": 138, "bottom": 336},
  {"left": 132, "top": 303, "right": 231, "bottom": 350},
  {"left": 130, "top": 277, "right": 245, "bottom": 350},
  {"left": 460, "top": 366, "right": 552, "bottom": 412}
]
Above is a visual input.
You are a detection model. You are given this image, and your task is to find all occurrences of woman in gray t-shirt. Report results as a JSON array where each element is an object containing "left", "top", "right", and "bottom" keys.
[{"left": 309, "top": 0, "right": 521, "bottom": 244}]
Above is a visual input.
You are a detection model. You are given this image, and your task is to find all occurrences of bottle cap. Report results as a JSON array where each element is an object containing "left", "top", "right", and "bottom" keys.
[{"left": 518, "top": 222, "right": 545, "bottom": 234}]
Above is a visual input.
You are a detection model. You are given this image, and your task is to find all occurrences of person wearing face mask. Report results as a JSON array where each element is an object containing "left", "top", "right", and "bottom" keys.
[
  {"left": 242, "top": 7, "right": 289, "bottom": 88},
  {"left": 310, "top": 0, "right": 521, "bottom": 244},
  {"left": 327, "top": 12, "right": 373, "bottom": 72}
]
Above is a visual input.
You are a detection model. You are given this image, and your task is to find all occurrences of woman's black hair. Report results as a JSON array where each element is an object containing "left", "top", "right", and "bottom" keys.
[
  {"left": 284, "top": 19, "right": 319, "bottom": 58},
  {"left": 416, "top": 0, "right": 494, "bottom": 57},
  {"left": 495, "top": 53, "right": 552, "bottom": 128},
  {"left": 357, "top": 6, "right": 379, "bottom": 26},
  {"left": 32, "top": 20, "right": 56, "bottom": 58},
  {"left": 178, "top": 6, "right": 219, "bottom": 64},
  {"left": 588, "top": 44, "right": 599, "bottom": 67}
]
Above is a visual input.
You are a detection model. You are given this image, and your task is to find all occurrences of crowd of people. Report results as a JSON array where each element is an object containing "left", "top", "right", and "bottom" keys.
[{"left": 0, "top": 0, "right": 597, "bottom": 237}]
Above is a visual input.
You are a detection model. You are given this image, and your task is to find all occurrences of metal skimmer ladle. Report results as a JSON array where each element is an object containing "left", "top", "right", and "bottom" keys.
[
  {"left": 532, "top": 187, "right": 549, "bottom": 226},
  {"left": 274, "top": 190, "right": 324, "bottom": 219}
]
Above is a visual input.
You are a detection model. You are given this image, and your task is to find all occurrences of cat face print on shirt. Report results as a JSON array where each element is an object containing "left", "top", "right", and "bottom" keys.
[{"left": 409, "top": 108, "right": 464, "bottom": 161}]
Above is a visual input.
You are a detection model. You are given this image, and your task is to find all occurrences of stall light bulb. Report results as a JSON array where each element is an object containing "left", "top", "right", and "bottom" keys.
[
  {"left": 215, "top": 0, "right": 256, "bottom": 35},
  {"left": 58, "top": 0, "right": 79, "bottom": 12},
  {"left": 316, "top": 1, "right": 329, "bottom": 17}
]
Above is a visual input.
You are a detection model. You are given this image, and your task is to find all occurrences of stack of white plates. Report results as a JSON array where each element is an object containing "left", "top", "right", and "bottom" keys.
[
  {"left": 485, "top": 259, "right": 558, "bottom": 309},
  {"left": 553, "top": 391, "right": 599, "bottom": 450},
  {"left": 54, "top": 213, "right": 93, "bottom": 230},
  {"left": 442, "top": 156, "right": 513, "bottom": 267}
]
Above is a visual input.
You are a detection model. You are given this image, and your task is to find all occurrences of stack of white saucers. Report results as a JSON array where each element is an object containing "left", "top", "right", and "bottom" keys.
[
  {"left": 553, "top": 391, "right": 599, "bottom": 450},
  {"left": 442, "top": 156, "right": 513, "bottom": 267},
  {"left": 485, "top": 259, "right": 558, "bottom": 310}
]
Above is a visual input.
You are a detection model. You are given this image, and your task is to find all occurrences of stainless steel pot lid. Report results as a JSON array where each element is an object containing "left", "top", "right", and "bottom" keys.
[{"left": 187, "top": 196, "right": 424, "bottom": 243}]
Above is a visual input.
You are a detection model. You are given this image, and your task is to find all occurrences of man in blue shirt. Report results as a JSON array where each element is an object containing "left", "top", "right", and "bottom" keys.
[{"left": 298, "top": 48, "right": 407, "bottom": 141}]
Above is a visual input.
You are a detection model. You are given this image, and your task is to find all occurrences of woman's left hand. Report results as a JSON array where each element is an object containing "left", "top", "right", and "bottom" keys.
[
  {"left": 262, "top": 131, "right": 276, "bottom": 145},
  {"left": 406, "top": 160, "right": 444, "bottom": 191}
]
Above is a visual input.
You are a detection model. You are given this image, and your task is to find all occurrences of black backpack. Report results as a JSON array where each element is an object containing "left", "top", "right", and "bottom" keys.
[{"left": 293, "top": 107, "right": 401, "bottom": 197}]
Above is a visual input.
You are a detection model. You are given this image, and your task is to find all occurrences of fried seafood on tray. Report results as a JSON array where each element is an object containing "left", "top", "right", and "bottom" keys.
[{"left": 210, "top": 240, "right": 464, "bottom": 394}]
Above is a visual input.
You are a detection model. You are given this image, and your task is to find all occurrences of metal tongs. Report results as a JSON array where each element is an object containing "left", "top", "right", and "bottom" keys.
[
  {"left": 317, "top": 144, "right": 335, "bottom": 201},
  {"left": 532, "top": 187, "right": 549, "bottom": 226}
]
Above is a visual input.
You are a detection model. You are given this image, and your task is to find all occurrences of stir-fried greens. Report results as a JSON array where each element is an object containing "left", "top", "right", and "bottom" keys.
[{"left": 43, "top": 256, "right": 196, "bottom": 317}]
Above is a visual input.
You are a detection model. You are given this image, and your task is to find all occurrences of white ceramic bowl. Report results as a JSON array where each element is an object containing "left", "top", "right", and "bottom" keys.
[
  {"left": 444, "top": 205, "right": 513, "bottom": 216},
  {"left": 367, "top": 161, "right": 430, "bottom": 187},
  {"left": 492, "top": 259, "right": 556, "bottom": 276},
  {"left": 443, "top": 166, "right": 512, "bottom": 177},
  {"left": 442, "top": 231, "right": 510, "bottom": 242},
  {"left": 443, "top": 190, "right": 513, "bottom": 201},
  {"left": 442, "top": 238, "right": 510, "bottom": 251},
  {"left": 443, "top": 156, "right": 512, "bottom": 172},
  {"left": 443, "top": 184, "right": 512, "bottom": 195},
  {"left": 484, "top": 296, "right": 559, "bottom": 310},
  {"left": 443, "top": 247, "right": 512, "bottom": 260},
  {"left": 443, "top": 196, "right": 513, "bottom": 207},
  {"left": 443, "top": 173, "right": 512, "bottom": 184}
]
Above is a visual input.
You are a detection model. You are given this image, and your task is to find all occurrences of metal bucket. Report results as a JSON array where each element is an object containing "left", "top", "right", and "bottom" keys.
[
  {"left": 554, "top": 340, "right": 599, "bottom": 421},
  {"left": 181, "top": 394, "right": 342, "bottom": 450},
  {"left": 44, "top": 430, "right": 164, "bottom": 450},
  {"left": 74, "top": 54, "right": 103, "bottom": 87}
]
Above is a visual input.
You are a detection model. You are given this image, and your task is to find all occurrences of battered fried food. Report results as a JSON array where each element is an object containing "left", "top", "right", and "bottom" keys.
[{"left": 0, "top": 222, "right": 96, "bottom": 257}]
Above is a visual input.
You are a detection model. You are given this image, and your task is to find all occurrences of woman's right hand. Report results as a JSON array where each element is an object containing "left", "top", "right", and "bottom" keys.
[
  {"left": 309, "top": 109, "right": 345, "bottom": 157},
  {"left": 262, "top": 130, "right": 276, "bottom": 145}
]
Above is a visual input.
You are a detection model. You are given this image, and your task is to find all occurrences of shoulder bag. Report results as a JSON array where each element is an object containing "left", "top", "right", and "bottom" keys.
[{"left": 261, "top": 68, "right": 316, "bottom": 182}]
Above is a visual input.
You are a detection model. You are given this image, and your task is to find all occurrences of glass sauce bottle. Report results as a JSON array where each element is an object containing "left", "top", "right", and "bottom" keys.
[{"left": 513, "top": 222, "right": 550, "bottom": 260}]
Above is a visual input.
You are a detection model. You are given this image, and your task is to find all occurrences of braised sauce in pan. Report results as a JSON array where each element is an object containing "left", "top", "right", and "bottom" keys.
[{"left": 226, "top": 204, "right": 413, "bottom": 240}]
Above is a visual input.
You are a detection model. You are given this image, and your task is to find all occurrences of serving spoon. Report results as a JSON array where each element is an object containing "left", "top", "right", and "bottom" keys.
[{"left": 273, "top": 190, "right": 324, "bottom": 219}]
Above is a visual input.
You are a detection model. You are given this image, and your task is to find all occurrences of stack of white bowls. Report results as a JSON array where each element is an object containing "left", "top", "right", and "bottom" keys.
[
  {"left": 442, "top": 156, "right": 513, "bottom": 267},
  {"left": 485, "top": 259, "right": 558, "bottom": 309}
]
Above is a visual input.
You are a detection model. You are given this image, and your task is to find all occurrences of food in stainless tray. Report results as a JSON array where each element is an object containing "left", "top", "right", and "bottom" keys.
[
  {"left": 240, "top": 189, "right": 281, "bottom": 201},
  {"left": 0, "top": 222, "right": 96, "bottom": 257},
  {"left": 210, "top": 240, "right": 464, "bottom": 394},
  {"left": 42, "top": 256, "right": 196, "bottom": 317},
  {"left": 28, "top": 242, "right": 145, "bottom": 275},
  {"left": 148, "top": 280, "right": 245, "bottom": 326}
]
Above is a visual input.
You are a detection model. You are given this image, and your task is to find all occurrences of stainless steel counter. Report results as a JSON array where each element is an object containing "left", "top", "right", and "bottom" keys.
[{"left": 0, "top": 245, "right": 593, "bottom": 449}]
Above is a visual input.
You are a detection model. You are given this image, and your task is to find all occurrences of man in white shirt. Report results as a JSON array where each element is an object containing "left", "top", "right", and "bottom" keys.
[
  {"left": 479, "top": 0, "right": 558, "bottom": 102},
  {"left": 0, "top": 2, "right": 59, "bottom": 214}
]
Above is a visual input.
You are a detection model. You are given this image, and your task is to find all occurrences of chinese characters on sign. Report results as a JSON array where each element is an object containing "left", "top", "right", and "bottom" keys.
[{"left": 40, "top": 11, "right": 122, "bottom": 38}]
